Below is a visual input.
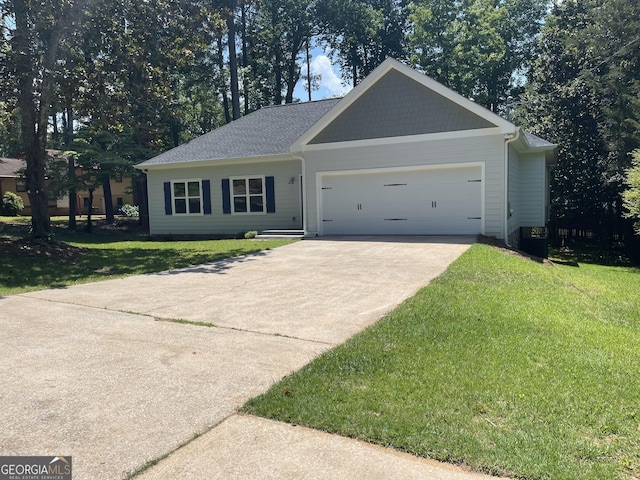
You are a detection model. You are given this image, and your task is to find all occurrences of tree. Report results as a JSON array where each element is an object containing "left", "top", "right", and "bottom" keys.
[
  {"left": 207, "top": 0, "right": 242, "bottom": 120},
  {"left": 1, "top": 0, "right": 83, "bottom": 239},
  {"left": 316, "top": 0, "right": 408, "bottom": 85},
  {"left": 0, "top": 103, "right": 23, "bottom": 157},
  {"left": 63, "top": 0, "right": 223, "bottom": 225},
  {"left": 409, "top": 0, "right": 547, "bottom": 112},
  {"left": 586, "top": 0, "right": 640, "bottom": 164},
  {"left": 63, "top": 129, "right": 150, "bottom": 230},
  {"left": 514, "top": 0, "right": 625, "bottom": 242},
  {"left": 248, "top": 0, "right": 316, "bottom": 105},
  {"left": 623, "top": 150, "right": 640, "bottom": 234}
]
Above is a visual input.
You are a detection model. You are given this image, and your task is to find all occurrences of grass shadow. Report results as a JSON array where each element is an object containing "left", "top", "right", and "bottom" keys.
[
  {"left": 550, "top": 240, "right": 637, "bottom": 268},
  {"left": 0, "top": 218, "right": 291, "bottom": 293},
  {"left": 0, "top": 247, "right": 273, "bottom": 292}
]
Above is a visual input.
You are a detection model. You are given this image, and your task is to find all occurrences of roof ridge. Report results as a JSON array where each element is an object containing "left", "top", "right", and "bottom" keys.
[{"left": 260, "top": 97, "right": 343, "bottom": 110}]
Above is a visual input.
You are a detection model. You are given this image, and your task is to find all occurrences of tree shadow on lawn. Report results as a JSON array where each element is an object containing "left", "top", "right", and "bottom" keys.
[
  {"left": 550, "top": 241, "right": 639, "bottom": 269},
  {"left": 0, "top": 246, "right": 270, "bottom": 292}
]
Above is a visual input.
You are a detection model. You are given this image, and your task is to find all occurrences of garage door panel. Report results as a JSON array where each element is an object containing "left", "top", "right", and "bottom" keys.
[{"left": 321, "top": 166, "right": 482, "bottom": 235}]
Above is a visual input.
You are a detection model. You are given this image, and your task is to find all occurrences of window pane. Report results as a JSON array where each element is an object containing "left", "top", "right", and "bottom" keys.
[
  {"left": 249, "top": 178, "right": 263, "bottom": 195},
  {"left": 249, "top": 195, "right": 264, "bottom": 212},
  {"left": 173, "top": 182, "right": 186, "bottom": 197},
  {"left": 189, "top": 198, "right": 201, "bottom": 214},
  {"left": 233, "top": 179, "right": 246, "bottom": 195},
  {"left": 175, "top": 198, "right": 187, "bottom": 214},
  {"left": 188, "top": 181, "right": 200, "bottom": 197},
  {"left": 234, "top": 197, "right": 247, "bottom": 213}
]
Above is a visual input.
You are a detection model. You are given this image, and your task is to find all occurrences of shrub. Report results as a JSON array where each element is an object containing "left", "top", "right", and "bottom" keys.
[
  {"left": 118, "top": 204, "right": 139, "bottom": 217},
  {"left": 2, "top": 191, "right": 24, "bottom": 216},
  {"left": 244, "top": 230, "right": 258, "bottom": 239}
]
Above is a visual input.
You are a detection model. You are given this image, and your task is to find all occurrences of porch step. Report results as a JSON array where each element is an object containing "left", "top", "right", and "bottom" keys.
[{"left": 256, "top": 229, "right": 305, "bottom": 239}]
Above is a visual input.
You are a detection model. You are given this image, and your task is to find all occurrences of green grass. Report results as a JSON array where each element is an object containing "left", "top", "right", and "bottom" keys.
[
  {"left": 0, "top": 217, "right": 294, "bottom": 294},
  {"left": 242, "top": 243, "right": 640, "bottom": 479}
]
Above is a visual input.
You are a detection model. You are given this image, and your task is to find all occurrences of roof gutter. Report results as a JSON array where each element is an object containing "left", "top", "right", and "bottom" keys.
[{"left": 503, "top": 128, "right": 521, "bottom": 248}]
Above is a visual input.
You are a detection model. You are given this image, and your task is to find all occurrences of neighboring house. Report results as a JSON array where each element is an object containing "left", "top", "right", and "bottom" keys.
[
  {"left": 0, "top": 157, "right": 37, "bottom": 212},
  {"left": 0, "top": 156, "right": 134, "bottom": 216},
  {"left": 136, "top": 58, "right": 557, "bottom": 243}
]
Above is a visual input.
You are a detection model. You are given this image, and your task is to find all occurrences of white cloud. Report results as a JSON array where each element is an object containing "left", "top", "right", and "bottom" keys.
[{"left": 311, "top": 55, "right": 352, "bottom": 98}]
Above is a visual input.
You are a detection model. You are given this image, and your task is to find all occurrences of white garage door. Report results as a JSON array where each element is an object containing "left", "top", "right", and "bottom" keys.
[{"left": 320, "top": 165, "right": 482, "bottom": 235}]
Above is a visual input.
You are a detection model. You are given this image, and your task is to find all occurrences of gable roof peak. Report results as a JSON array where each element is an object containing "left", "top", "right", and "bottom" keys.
[{"left": 292, "top": 58, "right": 515, "bottom": 151}]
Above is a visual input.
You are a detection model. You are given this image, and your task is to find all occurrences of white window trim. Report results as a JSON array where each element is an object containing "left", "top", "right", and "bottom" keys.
[
  {"left": 171, "top": 179, "right": 204, "bottom": 216},
  {"left": 230, "top": 175, "right": 267, "bottom": 215}
]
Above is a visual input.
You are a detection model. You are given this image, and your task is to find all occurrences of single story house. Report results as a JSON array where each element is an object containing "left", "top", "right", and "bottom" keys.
[
  {"left": 136, "top": 58, "right": 556, "bottom": 243},
  {"left": 0, "top": 156, "right": 134, "bottom": 216}
]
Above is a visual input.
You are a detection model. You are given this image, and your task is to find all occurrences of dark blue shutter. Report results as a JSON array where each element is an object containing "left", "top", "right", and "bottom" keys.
[
  {"left": 222, "top": 178, "right": 231, "bottom": 214},
  {"left": 266, "top": 176, "right": 275, "bottom": 213},
  {"left": 202, "top": 180, "right": 212, "bottom": 215},
  {"left": 163, "top": 182, "right": 172, "bottom": 215}
]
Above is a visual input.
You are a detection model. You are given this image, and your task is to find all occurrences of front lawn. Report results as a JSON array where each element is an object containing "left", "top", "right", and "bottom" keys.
[
  {"left": 0, "top": 217, "right": 294, "bottom": 294},
  {"left": 242, "top": 243, "right": 640, "bottom": 479}
]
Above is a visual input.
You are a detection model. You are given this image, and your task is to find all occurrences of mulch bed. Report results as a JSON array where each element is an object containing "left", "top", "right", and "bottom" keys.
[{"left": 0, "top": 237, "right": 88, "bottom": 260}]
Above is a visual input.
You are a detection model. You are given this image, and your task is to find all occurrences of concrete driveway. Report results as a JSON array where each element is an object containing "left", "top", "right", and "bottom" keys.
[{"left": 1, "top": 236, "right": 480, "bottom": 479}]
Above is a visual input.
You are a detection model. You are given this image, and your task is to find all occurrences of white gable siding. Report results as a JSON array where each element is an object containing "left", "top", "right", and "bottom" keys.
[
  {"left": 146, "top": 158, "right": 302, "bottom": 235},
  {"left": 302, "top": 131, "right": 506, "bottom": 238}
]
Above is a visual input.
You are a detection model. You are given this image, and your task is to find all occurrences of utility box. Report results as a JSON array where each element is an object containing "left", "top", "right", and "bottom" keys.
[{"left": 520, "top": 227, "right": 549, "bottom": 259}]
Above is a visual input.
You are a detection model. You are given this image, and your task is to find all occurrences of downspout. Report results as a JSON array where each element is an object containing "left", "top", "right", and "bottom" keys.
[
  {"left": 503, "top": 128, "right": 521, "bottom": 248},
  {"left": 291, "top": 150, "right": 307, "bottom": 236}
]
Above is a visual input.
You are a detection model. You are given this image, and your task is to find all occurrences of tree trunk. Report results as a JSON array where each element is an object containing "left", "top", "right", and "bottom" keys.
[
  {"left": 241, "top": 3, "right": 250, "bottom": 115},
  {"left": 12, "top": 0, "right": 78, "bottom": 240},
  {"left": 351, "top": 46, "right": 358, "bottom": 86},
  {"left": 136, "top": 176, "right": 150, "bottom": 229},
  {"left": 85, "top": 188, "right": 94, "bottom": 233},
  {"left": 285, "top": 38, "right": 303, "bottom": 104},
  {"left": 306, "top": 40, "right": 312, "bottom": 102},
  {"left": 13, "top": 0, "right": 50, "bottom": 239},
  {"left": 272, "top": 6, "right": 283, "bottom": 105},
  {"left": 102, "top": 176, "right": 114, "bottom": 224},
  {"left": 66, "top": 105, "right": 77, "bottom": 230},
  {"left": 226, "top": 14, "right": 241, "bottom": 120},
  {"left": 217, "top": 34, "right": 232, "bottom": 124},
  {"left": 275, "top": 45, "right": 283, "bottom": 105},
  {"left": 24, "top": 147, "right": 51, "bottom": 238}
]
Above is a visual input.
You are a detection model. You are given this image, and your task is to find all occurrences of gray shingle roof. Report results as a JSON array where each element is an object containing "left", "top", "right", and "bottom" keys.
[
  {"left": 0, "top": 157, "right": 25, "bottom": 177},
  {"left": 137, "top": 98, "right": 341, "bottom": 167},
  {"left": 523, "top": 131, "right": 556, "bottom": 148}
]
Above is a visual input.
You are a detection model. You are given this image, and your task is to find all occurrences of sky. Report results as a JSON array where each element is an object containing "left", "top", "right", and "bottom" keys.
[{"left": 293, "top": 52, "right": 353, "bottom": 102}]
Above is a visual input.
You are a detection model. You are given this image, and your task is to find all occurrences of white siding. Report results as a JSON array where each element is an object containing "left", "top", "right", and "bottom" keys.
[
  {"left": 146, "top": 158, "right": 302, "bottom": 235},
  {"left": 507, "top": 147, "right": 521, "bottom": 237},
  {"left": 517, "top": 152, "right": 546, "bottom": 226},
  {"left": 302, "top": 132, "right": 506, "bottom": 238}
]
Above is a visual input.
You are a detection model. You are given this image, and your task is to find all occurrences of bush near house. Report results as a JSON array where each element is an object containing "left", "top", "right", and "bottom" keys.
[
  {"left": 1, "top": 192, "right": 24, "bottom": 216},
  {"left": 118, "top": 204, "right": 139, "bottom": 217}
]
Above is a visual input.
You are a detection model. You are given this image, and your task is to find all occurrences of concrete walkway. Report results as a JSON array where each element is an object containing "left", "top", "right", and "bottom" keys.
[{"left": 1, "top": 236, "right": 498, "bottom": 479}]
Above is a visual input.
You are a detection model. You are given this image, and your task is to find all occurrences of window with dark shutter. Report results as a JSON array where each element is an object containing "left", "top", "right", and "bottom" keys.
[{"left": 165, "top": 179, "right": 208, "bottom": 215}]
